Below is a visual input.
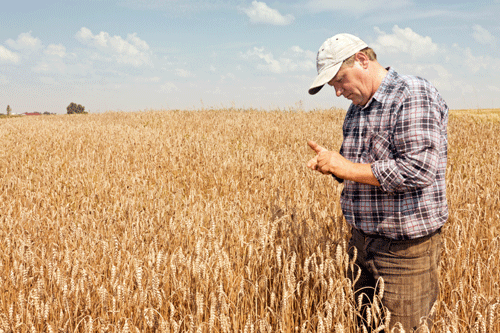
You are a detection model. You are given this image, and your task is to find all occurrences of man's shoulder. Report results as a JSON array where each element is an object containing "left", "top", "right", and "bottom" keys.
[
  {"left": 384, "top": 69, "right": 448, "bottom": 111},
  {"left": 377, "top": 69, "right": 413, "bottom": 104},
  {"left": 388, "top": 69, "right": 437, "bottom": 94}
]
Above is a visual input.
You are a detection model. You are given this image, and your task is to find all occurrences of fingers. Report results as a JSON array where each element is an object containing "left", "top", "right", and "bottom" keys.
[
  {"left": 307, "top": 141, "right": 334, "bottom": 175},
  {"left": 307, "top": 154, "right": 331, "bottom": 174},
  {"left": 308, "top": 140, "right": 326, "bottom": 154},
  {"left": 316, "top": 153, "right": 330, "bottom": 174},
  {"left": 307, "top": 156, "right": 318, "bottom": 169}
]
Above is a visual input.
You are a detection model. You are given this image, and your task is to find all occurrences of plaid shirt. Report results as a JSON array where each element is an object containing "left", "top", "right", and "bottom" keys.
[{"left": 339, "top": 68, "right": 448, "bottom": 240}]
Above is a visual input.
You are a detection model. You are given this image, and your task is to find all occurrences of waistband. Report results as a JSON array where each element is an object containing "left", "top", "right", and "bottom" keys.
[{"left": 352, "top": 227, "right": 442, "bottom": 243}]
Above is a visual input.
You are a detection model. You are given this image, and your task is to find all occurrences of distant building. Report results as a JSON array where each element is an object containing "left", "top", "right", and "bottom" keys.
[{"left": 23, "top": 112, "right": 42, "bottom": 116}]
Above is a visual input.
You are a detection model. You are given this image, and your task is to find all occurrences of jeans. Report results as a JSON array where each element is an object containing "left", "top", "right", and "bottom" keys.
[{"left": 348, "top": 227, "right": 442, "bottom": 332}]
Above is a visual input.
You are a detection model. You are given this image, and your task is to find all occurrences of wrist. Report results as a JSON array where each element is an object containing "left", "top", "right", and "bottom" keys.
[{"left": 345, "top": 163, "right": 381, "bottom": 186}]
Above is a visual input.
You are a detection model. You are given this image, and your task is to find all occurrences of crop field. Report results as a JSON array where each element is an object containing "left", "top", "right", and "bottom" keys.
[{"left": 0, "top": 109, "right": 498, "bottom": 332}]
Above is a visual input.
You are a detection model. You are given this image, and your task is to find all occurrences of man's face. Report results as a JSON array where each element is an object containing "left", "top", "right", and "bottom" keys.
[{"left": 328, "top": 61, "right": 370, "bottom": 106}]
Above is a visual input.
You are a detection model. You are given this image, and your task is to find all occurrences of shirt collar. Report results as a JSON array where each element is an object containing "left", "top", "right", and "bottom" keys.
[{"left": 360, "top": 67, "right": 395, "bottom": 110}]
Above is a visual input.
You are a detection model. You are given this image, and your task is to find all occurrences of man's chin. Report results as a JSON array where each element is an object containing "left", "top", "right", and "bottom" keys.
[
  {"left": 345, "top": 95, "right": 356, "bottom": 103},
  {"left": 350, "top": 97, "right": 366, "bottom": 106}
]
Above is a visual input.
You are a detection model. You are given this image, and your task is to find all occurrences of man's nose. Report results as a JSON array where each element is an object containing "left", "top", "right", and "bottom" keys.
[{"left": 336, "top": 86, "right": 343, "bottom": 97}]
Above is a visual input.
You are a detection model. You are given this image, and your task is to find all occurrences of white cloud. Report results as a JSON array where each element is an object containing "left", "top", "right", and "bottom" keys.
[
  {"left": 372, "top": 25, "right": 440, "bottom": 59},
  {"left": 75, "top": 27, "right": 152, "bottom": 67},
  {"left": 286, "top": 46, "right": 316, "bottom": 63},
  {"left": 0, "top": 45, "right": 21, "bottom": 63},
  {"left": 127, "top": 33, "right": 150, "bottom": 51},
  {"left": 463, "top": 47, "right": 487, "bottom": 73},
  {"left": 400, "top": 63, "right": 453, "bottom": 90},
  {"left": 241, "top": 1, "right": 294, "bottom": 25},
  {"left": 32, "top": 62, "right": 51, "bottom": 73},
  {"left": 158, "top": 82, "right": 178, "bottom": 93},
  {"left": 305, "top": 0, "right": 412, "bottom": 14},
  {"left": 412, "top": 63, "right": 451, "bottom": 79},
  {"left": 220, "top": 72, "right": 236, "bottom": 81},
  {"left": 242, "top": 46, "right": 315, "bottom": 74},
  {"left": 44, "top": 44, "right": 67, "bottom": 57},
  {"left": 462, "top": 47, "right": 500, "bottom": 73},
  {"left": 175, "top": 68, "right": 195, "bottom": 78},
  {"left": 243, "top": 47, "right": 282, "bottom": 73},
  {"left": 32, "top": 59, "right": 68, "bottom": 74},
  {"left": 5, "top": 31, "right": 43, "bottom": 52},
  {"left": 472, "top": 25, "right": 496, "bottom": 47}
]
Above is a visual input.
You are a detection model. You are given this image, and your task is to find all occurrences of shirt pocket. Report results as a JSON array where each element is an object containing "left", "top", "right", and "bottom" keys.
[{"left": 361, "top": 130, "right": 393, "bottom": 163}]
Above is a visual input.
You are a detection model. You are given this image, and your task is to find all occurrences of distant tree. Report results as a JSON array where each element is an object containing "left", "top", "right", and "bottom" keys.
[
  {"left": 66, "top": 102, "right": 87, "bottom": 114},
  {"left": 6, "top": 105, "right": 11, "bottom": 116}
]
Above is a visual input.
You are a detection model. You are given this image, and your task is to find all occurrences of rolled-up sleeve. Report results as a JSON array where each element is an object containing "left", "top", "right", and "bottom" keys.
[{"left": 371, "top": 87, "right": 442, "bottom": 193}]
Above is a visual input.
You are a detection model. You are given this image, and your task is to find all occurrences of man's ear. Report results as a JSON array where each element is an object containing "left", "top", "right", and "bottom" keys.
[{"left": 354, "top": 52, "right": 369, "bottom": 69}]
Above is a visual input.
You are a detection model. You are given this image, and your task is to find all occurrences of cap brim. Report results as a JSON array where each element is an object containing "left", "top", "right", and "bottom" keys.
[
  {"left": 308, "top": 85, "right": 324, "bottom": 95},
  {"left": 308, "top": 62, "right": 342, "bottom": 95}
]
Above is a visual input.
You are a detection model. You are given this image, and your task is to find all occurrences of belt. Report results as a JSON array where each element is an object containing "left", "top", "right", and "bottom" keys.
[{"left": 352, "top": 227, "right": 442, "bottom": 243}]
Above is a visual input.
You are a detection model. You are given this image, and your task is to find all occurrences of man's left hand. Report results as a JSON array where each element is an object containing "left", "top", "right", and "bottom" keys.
[
  {"left": 307, "top": 140, "right": 381, "bottom": 186},
  {"left": 307, "top": 141, "right": 351, "bottom": 177}
]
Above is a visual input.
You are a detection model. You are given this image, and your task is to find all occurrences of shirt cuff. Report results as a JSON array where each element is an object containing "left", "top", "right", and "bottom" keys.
[{"left": 371, "top": 160, "right": 404, "bottom": 192}]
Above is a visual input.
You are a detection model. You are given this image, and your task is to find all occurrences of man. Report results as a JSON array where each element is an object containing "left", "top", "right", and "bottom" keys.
[{"left": 306, "top": 33, "right": 448, "bottom": 332}]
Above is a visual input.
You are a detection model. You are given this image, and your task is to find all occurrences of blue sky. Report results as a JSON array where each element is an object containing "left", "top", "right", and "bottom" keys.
[{"left": 1, "top": 0, "right": 499, "bottom": 113}]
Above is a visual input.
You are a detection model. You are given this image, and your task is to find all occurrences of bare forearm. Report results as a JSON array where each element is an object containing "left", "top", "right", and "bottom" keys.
[{"left": 343, "top": 163, "right": 381, "bottom": 186}]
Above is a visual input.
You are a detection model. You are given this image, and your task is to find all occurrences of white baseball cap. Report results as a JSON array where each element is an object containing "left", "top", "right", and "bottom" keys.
[{"left": 308, "top": 33, "right": 368, "bottom": 95}]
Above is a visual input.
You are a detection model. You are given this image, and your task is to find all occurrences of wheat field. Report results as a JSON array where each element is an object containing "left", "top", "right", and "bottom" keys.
[{"left": 0, "top": 109, "right": 498, "bottom": 332}]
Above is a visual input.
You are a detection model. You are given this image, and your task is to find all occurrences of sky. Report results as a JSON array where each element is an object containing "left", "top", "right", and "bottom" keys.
[{"left": 1, "top": 0, "right": 499, "bottom": 114}]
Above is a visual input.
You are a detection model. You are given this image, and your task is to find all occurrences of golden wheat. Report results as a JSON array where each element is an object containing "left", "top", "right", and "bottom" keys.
[{"left": 0, "top": 108, "right": 498, "bottom": 332}]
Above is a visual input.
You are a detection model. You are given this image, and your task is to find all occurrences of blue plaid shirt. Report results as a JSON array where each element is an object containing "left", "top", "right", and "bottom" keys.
[{"left": 339, "top": 68, "right": 448, "bottom": 240}]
